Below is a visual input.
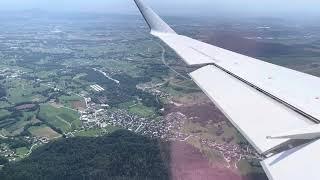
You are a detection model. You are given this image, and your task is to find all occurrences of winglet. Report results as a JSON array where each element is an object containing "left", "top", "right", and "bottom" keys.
[{"left": 134, "top": 0, "right": 176, "bottom": 34}]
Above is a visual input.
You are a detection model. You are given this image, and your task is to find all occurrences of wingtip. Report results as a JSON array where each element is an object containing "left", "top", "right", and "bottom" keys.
[{"left": 133, "top": 0, "right": 176, "bottom": 34}]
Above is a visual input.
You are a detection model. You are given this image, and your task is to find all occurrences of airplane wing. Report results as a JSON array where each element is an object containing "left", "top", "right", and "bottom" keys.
[{"left": 133, "top": 0, "right": 320, "bottom": 179}]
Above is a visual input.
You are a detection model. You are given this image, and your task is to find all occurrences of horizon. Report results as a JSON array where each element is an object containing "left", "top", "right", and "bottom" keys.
[{"left": 0, "top": 0, "right": 319, "bottom": 19}]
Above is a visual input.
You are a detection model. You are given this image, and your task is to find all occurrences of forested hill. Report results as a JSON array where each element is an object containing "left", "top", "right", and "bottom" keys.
[{"left": 0, "top": 130, "right": 171, "bottom": 180}]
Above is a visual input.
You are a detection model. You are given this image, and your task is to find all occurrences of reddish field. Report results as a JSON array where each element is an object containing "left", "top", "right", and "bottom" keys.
[
  {"left": 165, "top": 103, "right": 227, "bottom": 125},
  {"left": 15, "top": 103, "right": 36, "bottom": 110},
  {"left": 168, "top": 141, "right": 242, "bottom": 180},
  {"left": 72, "top": 100, "right": 86, "bottom": 111}
]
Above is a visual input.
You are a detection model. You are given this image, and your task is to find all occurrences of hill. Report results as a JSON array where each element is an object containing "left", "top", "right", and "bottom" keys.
[{"left": 0, "top": 130, "right": 171, "bottom": 180}]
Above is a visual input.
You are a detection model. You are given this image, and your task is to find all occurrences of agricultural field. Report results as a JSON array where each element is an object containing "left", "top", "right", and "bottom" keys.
[
  {"left": 15, "top": 147, "right": 29, "bottom": 158},
  {"left": 6, "top": 79, "right": 48, "bottom": 104},
  {"left": 0, "top": 102, "right": 11, "bottom": 109},
  {"left": 28, "top": 125, "right": 61, "bottom": 140},
  {"left": 128, "top": 103, "right": 156, "bottom": 117},
  {"left": 72, "top": 126, "right": 119, "bottom": 137},
  {"left": 57, "top": 95, "right": 85, "bottom": 110},
  {"left": 0, "top": 110, "right": 10, "bottom": 119},
  {"left": 38, "top": 104, "right": 80, "bottom": 133},
  {"left": 0, "top": 111, "right": 38, "bottom": 137}
]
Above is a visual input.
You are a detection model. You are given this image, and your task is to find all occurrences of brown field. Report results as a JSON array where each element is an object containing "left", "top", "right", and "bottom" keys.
[
  {"left": 15, "top": 104, "right": 36, "bottom": 110},
  {"left": 168, "top": 141, "right": 267, "bottom": 180},
  {"left": 169, "top": 141, "right": 242, "bottom": 180},
  {"left": 172, "top": 92, "right": 211, "bottom": 105},
  {"left": 72, "top": 100, "right": 86, "bottom": 111},
  {"left": 29, "top": 125, "right": 61, "bottom": 140},
  {"left": 165, "top": 103, "right": 227, "bottom": 125}
]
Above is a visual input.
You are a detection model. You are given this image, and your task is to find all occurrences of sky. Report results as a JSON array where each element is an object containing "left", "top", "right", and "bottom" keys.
[{"left": 0, "top": 0, "right": 319, "bottom": 17}]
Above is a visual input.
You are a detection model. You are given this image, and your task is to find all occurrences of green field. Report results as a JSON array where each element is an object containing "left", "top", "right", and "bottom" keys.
[
  {"left": 0, "top": 111, "right": 37, "bottom": 136},
  {"left": 117, "top": 101, "right": 137, "bottom": 109},
  {"left": 73, "top": 129, "right": 105, "bottom": 137},
  {"left": 118, "top": 101, "right": 156, "bottom": 117},
  {"left": 58, "top": 95, "right": 83, "bottom": 108},
  {"left": 73, "top": 126, "right": 119, "bottom": 137},
  {"left": 0, "top": 110, "right": 10, "bottom": 119},
  {"left": 38, "top": 104, "right": 80, "bottom": 133},
  {"left": 35, "top": 70, "right": 57, "bottom": 79},
  {"left": 6, "top": 78, "right": 48, "bottom": 104},
  {"left": 15, "top": 147, "right": 29, "bottom": 158},
  {"left": 0, "top": 101, "right": 11, "bottom": 109},
  {"left": 128, "top": 103, "right": 155, "bottom": 117}
]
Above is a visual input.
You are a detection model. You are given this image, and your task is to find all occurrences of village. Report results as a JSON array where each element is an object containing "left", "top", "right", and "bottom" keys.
[{"left": 76, "top": 91, "right": 262, "bottom": 168}]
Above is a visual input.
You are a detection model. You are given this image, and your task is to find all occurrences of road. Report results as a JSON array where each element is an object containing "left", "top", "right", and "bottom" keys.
[
  {"left": 27, "top": 143, "right": 38, "bottom": 156},
  {"left": 135, "top": 30, "right": 191, "bottom": 80},
  {"left": 152, "top": 40, "right": 190, "bottom": 80},
  {"left": 0, "top": 134, "right": 7, "bottom": 139},
  {"left": 56, "top": 116, "right": 72, "bottom": 128}
]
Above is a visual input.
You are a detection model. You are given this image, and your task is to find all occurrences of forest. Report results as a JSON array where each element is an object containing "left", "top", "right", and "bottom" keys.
[{"left": 0, "top": 130, "right": 171, "bottom": 180}]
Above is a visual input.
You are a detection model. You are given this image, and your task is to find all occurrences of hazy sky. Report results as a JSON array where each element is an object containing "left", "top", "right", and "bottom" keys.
[{"left": 0, "top": 0, "right": 319, "bottom": 17}]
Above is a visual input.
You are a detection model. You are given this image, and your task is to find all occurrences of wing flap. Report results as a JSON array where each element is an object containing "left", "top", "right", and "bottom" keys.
[{"left": 190, "top": 65, "right": 313, "bottom": 153}]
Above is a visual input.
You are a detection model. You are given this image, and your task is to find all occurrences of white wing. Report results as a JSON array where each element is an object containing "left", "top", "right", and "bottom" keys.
[{"left": 133, "top": 0, "right": 320, "bottom": 179}]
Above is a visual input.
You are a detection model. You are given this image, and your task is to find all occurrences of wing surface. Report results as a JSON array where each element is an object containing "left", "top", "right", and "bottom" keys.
[
  {"left": 133, "top": 0, "right": 320, "bottom": 179},
  {"left": 261, "top": 139, "right": 320, "bottom": 180},
  {"left": 190, "top": 65, "right": 313, "bottom": 153}
]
